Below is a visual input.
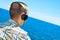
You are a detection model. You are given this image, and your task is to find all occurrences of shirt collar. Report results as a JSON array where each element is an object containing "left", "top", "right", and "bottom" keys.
[{"left": 9, "top": 19, "right": 19, "bottom": 27}]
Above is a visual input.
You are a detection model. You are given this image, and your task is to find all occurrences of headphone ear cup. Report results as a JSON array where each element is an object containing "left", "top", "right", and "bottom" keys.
[{"left": 21, "top": 14, "right": 28, "bottom": 20}]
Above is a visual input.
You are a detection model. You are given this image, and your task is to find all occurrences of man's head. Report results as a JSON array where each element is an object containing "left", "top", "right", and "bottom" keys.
[{"left": 10, "top": 2, "right": 29, "bottom": 25}]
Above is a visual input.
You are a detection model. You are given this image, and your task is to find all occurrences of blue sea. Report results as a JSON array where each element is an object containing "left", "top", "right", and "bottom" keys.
[{"left": 0, "top": 8, "right": 60, "bottom": 40}]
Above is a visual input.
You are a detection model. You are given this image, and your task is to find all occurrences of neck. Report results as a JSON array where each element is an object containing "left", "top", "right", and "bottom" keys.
[
  {"left": 12, "top": 18, "right": 20, "bottom": 25},
  {"left": 12, "top": 17, "right": 24, "bottom": 26}
]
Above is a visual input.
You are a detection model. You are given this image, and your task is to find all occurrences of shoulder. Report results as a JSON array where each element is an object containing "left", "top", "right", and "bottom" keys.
[
  {"left": 0, "top": 22, "right": 12, "bottom": 35},
  {"left": 14, "top": 27, "right": 28, "bottom": 35},
  {"left": 0, "top": 21, "right": 12, "bottom": 28},
  {"left": 0, "top": 23, "right": 7, "bottom": 32}
]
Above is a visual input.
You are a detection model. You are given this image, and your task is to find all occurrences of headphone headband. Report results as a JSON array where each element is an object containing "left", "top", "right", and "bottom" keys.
[{"left": 11, "top": 2, "right": 27, "bottom": 13}]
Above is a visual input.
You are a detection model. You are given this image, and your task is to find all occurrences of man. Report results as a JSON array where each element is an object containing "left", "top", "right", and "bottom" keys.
[{"left": 0, "top": 2, "right": 31, "bottom": 40}]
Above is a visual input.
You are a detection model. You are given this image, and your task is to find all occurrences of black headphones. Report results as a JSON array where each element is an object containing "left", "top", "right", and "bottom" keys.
[{"left": 10, "top": 2, "right": 28, "bottom": 21}]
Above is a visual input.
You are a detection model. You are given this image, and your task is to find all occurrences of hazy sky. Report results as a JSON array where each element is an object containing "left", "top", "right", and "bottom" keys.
[{"left": 0, "top": 0, "right": 60, "bottom": 26}]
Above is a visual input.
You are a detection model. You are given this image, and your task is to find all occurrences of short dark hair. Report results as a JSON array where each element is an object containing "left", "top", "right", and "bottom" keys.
[{"left": 10, "top": 2, "right": 28, "bottom": 19}]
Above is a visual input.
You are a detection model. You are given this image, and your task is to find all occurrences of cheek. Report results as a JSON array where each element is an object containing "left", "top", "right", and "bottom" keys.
[
  {"left": 20, "top": 20, "right": 24, "bottom": 25},
  {"left": 21, "top": 20, "right": 24, "bottom": 23},
  {"left": 20, "top": 16, "right": 25, "bottom": 24}
]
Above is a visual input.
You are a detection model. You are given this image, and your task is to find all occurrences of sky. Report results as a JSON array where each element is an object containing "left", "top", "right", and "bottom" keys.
[{"left": 0, "top": 0, "right": 60, "bottom": 26}]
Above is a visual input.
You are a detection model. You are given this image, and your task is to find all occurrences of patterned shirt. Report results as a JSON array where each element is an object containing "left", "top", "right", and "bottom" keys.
[{"left": 0, "top": 19, "right": 31, "bottom": 40}]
